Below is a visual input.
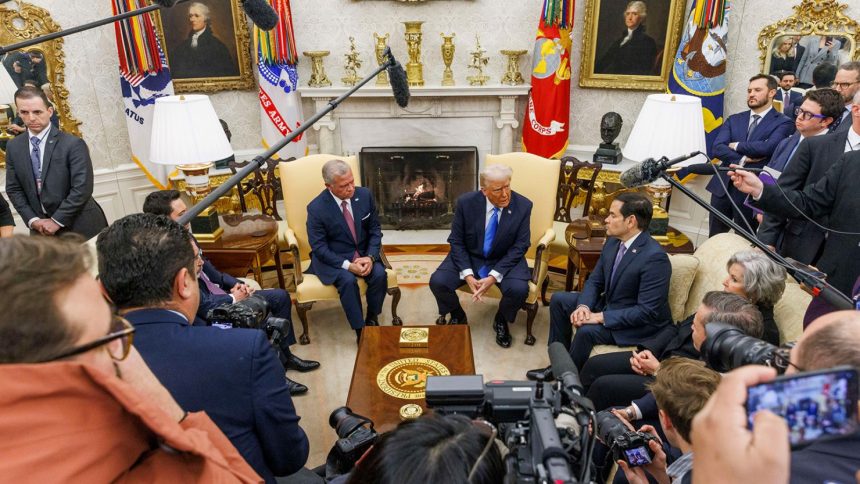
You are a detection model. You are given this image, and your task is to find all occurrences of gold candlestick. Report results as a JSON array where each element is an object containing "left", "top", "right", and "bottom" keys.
[
  {"left": 500, "top": 49, "right": 527, "bottom": 85},
  {"left": 374, "top": 33, "right": 390, "bottom": 86},
  {"left": 303, "top": 51, "right": 332, "bottom": 87},
  {"left": 440, "top": 33, "right": 456, "bottom": 86},
  {"left": 342, "top": 37, "right": 363, "bottom": 86},
  {"left": 403, "top": 21, "right": 425, "bottom": 87},
  {"left": 466, "top": 34, "right": 489, "bottom": 86}
]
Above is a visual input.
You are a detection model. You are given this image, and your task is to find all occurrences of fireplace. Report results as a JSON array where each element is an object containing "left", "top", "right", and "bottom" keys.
[{"left": 360, "top": 147, "right": 479, "bottom": 230}]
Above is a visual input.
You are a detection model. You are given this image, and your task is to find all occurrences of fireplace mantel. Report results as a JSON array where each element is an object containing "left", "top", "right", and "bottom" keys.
[{"left": 298, "top": 84, "right": 530, "bottom": 160}]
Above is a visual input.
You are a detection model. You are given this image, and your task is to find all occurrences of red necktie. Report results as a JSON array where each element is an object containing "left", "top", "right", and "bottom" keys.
[{"left": 342, "top": 200, "right": 360, "bottom": 262}]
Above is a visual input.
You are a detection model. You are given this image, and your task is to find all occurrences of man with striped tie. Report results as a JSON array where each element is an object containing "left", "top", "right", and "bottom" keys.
[{"left": 430, "top": 164, "right": 532, "bottom": 348}]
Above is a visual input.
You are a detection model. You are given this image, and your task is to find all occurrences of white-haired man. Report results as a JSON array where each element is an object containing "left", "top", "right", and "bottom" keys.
[{"left": 429, "top": 164, "right": 532, "bottom": 348}]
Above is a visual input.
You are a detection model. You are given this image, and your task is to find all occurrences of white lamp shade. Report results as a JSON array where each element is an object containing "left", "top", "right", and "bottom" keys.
[
  {"left": 623, "top": 93, "right": 709, "bottom": 167},
  {"left": 149, "top": 94, "right": 232, "bottom": 166},
  {"left": 0, "top": 66, "right": 18, "bottom": 105}
]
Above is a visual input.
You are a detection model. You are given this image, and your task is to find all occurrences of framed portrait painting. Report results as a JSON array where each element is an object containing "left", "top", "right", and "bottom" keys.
[
  {"left": 154, "top": 0, "right": 254, "bottom": 92},
  {"left": 579, "top": 0, "right": 686, "bottom": 90}
]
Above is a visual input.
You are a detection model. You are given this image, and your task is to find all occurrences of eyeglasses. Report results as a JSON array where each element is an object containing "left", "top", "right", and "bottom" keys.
[
  {"left": 794, "top": 107, "right": 828, "bottom": 121},
  {"left": 41, "top": 315, "right": 135, "bottom": 363},
  {"left": 831, "top": 81, "right": 859, "bottom": 90},
  {"left": 772, "top": 342, "right": 805, "bottom": 374},
  {"left": 467, "top": 420, "right": 498, "bottom": 482}
]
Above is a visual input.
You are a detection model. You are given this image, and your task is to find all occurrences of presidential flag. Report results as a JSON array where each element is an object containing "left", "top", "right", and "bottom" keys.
[
  {"left": 256, "top": 0, "right": 306, "bottom": 160},
  {"left": 114, "top": 0, "right": 174, "bottom": 188},
  {"left": 667, "top": 0, "right": 731, "bottom": 181},
  {"left": 522, "top": 0, "right": 574, "bottom": 159}
]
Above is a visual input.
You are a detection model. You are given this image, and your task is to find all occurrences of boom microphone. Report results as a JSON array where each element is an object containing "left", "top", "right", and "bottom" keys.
[
  {"left": 384, "top": 47, "right": 410, "bottom": 108},
  {"left": 548, "top": 342, "right": 584, "bottom": 397},
  {"left": 240, "top": 0, "right": 280, "bottom": 31},
  {"left": 151, "top": 0, "right": 179, "bottom": 6},
  {"left": 619, "top": 151, "right": 705, "bottom": 188}
]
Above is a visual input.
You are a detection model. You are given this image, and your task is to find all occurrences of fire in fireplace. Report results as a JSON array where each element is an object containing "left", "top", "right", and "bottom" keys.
[{"left": 359, "top": 147, "right": 479, "bottom": 230}]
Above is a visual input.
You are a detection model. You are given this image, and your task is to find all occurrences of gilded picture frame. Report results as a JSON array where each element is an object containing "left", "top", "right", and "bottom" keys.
[
  {"left": 579, "top": 0, "right": 687, "bottom": 91},
  {"left": 153, "top": 0, "right": 254, "bottom": 93}
]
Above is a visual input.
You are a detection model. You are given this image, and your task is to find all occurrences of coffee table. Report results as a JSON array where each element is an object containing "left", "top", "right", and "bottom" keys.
[{"left": 346, "top": 325, "right": 475, "bottom": 432}]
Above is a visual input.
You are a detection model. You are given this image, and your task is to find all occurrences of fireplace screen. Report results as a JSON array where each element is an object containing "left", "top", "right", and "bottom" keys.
[{"left": 360, "top": 147, "right": 479, "bottom": 230}]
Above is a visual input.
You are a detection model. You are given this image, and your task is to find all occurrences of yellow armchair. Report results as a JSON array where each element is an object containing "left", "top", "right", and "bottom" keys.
[
  {"left": 278, "top": 154, "right": 402, "bottom": 344},
  {"left": 457, "top": 152, "right": 560, "bottom": 345}
]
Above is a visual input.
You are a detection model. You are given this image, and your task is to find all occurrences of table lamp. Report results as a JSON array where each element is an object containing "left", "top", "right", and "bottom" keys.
[
  {"left": 0, "top": 66, "right": 20, "bottom": 168},
  {"left": 623, "top": 94, "right": 708, "bottom": 239},
  {"left": 150, "top": 94, "right": 233, "bottom": 241}
]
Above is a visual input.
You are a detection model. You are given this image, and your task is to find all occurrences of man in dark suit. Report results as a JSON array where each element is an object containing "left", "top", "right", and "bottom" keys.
[
  {"left": 774, "top": 71, "right": 803, "bottom": 119},
  {"left": 429, "top": 164, "right": 532, "bottom": 348},
  {"left": 828, "top": 62, "right": 860, "bottom": 134},
  {"left": 688, "top": 74, "right": 793, "bottom": 236},
  {"left": 594, "top": 1, "right": 657, "bottom": 76},
  {"left": 306, "top": 159, "right": 386, "bottom": 341},
  {"left": 97, "top": 213, "right": 310, "bottom": 484},
  {"left": 142, "top": 190, "right": 319, "bottom": 395},
  {"left": 758, "top": 88, "right": 844, "bottom": 264},
  {"left": 4, "top": 86, "right": 107, "bottom": 239},
  {"left": 528, "top": 193, "right": 672, "bottom": 377}
]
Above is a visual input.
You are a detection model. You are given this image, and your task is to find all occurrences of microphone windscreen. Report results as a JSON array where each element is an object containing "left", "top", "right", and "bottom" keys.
[
  {"left": 151, "top": 0, "right": 179, "bottom": 6},
  {"left": 242, "top": 0, "right": 279, "bottom": 31},
  {"left": 619, "top": 163, "right": 647, "bottom": 188},
  {"left": 548, "top": 342, "right": 579, "bottom": 379},
  {"left": 387, "top": 60, "right": 410, "bottom": 108}
]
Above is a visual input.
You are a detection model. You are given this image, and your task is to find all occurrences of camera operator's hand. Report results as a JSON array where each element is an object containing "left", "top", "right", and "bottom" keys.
[
  {"left": 618, "top": 437, "right": 670, "bottom": 484},
  {"left": 691, "top": 365, "right": 789, "bottom": 484}
]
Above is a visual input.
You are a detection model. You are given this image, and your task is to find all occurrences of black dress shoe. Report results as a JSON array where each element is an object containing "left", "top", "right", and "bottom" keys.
[
  {"left": 285, "top": 354, "right": 321, "bottom": 372},
  {"left": 494, "top": 319, "right": 512, "bottom": 348},
  {"left": 365, "top": 315, "right": 380, "bottom": 326},
  {"left": 449, "top": 315, "right": 468, "bottom": 325},
  {"left": 526, "top": 366, "right": 553, "bottom": 381},
  {"left": 435, "top": 315, "right": 447, "bottom": 325},
  {"left": 286, "top": 376, "right": 308, "bottom": 395}
]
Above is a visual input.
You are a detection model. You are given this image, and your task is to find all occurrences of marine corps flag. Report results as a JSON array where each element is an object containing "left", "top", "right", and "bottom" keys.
[
  {"left": 668, "top": 0, "right": 731, "bottom": 182},
  {"left": 256, "top": 0, "right": 307, "bottom": 160},
  {"left": 113, "top": 0, "right": 174, "bottom": 188},
  {"left": 522, "top": 0, "right": 574, "bottom": 159}
]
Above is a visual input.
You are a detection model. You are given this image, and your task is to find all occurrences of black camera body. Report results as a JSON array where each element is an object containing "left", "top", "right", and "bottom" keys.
[
  {"left": 595, "top": 410, "right": 659, "bottom": 468},
  {"left": 326, "top": 407, "right": 378, "bottom": 477},
  {"left": 206, "top": 294, "right": 291, "bottom": 365}
]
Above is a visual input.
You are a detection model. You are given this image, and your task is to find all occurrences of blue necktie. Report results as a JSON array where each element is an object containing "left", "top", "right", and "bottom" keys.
[
  {"left": 30, "top": 136, "right": 42, "bottom": 194},
  {"left": 783, "top": 138, "right": 802, "bottom": 171},
  {"left": 478, "top": 207, "right": 499, "bottom": 278},
  {"left": 747, "top": 114, "right": 761, "bottom": 140},
  {"left": 609, "top": 243, "right": 627, "bottom": 286}
]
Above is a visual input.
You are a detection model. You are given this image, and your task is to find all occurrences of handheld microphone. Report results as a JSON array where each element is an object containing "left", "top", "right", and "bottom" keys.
[
  {"left": 384, "top": 47, "right": 410, "bottom": 108},
  {"left": 619, "top": 151, "right": 704, "bottom": 188},
  {"left": 548, "top": 342, "right": 584, "bottom": 397},
  {"left": 717, "top": 166, "right": 764, "bottom": 173},
  {"left": 153, "top": 0, "right": 279, "bottom": 31}
]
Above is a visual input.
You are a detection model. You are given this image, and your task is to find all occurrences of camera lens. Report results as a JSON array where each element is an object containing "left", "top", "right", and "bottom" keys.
[
  {"left": 702, "top": 322, "right": 779, "bottom": 373},
  {"left": 329, "top": 406, "right": 366, "bottom": 439}
]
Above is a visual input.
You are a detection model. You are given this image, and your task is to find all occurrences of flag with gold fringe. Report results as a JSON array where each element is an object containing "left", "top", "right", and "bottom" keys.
[
  {"left": 114, "top": 0, "right": 174, "bottom": 189},
  {"left": 256, "top": 0, "right": 306, "bottom": 160},
  {"left": 668, "top": 0, "right": 731, "bottom": 182},
  {"left": 522, "top": 0, "right": 574, "bottom": 159}
]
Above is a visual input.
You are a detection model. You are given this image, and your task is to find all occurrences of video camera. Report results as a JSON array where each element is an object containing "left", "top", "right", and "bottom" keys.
[
  {"left": 424, "top": 342, "right": 598, "bottom": 484},
  {"left": 206, "top": 294, "right": 292, "bottom": 366},
  {"left": 701, "top": 322, "right": 795, "bottom": 374}
]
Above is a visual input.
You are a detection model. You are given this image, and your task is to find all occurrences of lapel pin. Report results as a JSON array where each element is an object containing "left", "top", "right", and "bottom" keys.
[{"left": 632, "top": 249, "right": 638, "bottom": 254}]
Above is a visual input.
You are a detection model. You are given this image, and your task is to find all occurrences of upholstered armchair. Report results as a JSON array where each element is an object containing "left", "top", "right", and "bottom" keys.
[
  {"left": 457, "top": 152, "right": 560, "bottom": 345},
  {"left": 278, "top": 154, "right": 402, "bottom": 344}
]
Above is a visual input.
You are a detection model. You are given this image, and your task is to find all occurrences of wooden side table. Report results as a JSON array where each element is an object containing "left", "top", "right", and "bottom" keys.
[
  {"left": 197, "top": 214, "right": 286, "bottom": 290},
  {"left": 566, "top": 226, "right": 695, "bottom": 292}
]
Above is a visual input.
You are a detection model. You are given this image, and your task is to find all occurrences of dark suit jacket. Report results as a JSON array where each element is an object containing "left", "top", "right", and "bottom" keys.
[
  {"left": 0, "top": 192, "right": 12, "bottom": 227},
  {"left": 595, "top": 25, "right": 657, "bottom": 76},
  {"left": 125, "top": 308, "right": 309, "bottom": 483},
  {"left": 765, "top": 132, "right": 802, "bottom": 173},
  {"left": 579, "top": 233, "right": 672, "bottom": 345},
  {"left": 758, "top": 130, "right": 848, "bottom": 264},
  {"left": 774, "top": 89, "right": 803, "bottom": 118},
  {"left": 830, "top": 108, "right": 853, "bottom": 135},
  {"left": 790, "top": 431, "right": 860, "bottom": 484},
  {"left": 197, "top": 258, "right": 240, "bottom": 319},
  {"left": 757, "top": 150, "right": 860, "bottom": 296},
  {"left": 706, "top": 109, "right": 794, "bottom": 203},
  {"left": 306, "top": 186, "right": 382, "bottom": 285},
  {"left": 4, "top": 127, "right": 107, "bottom": 239},
  {"left": 638, "top": 317, "right": 698, "bottom": 361},
  {"left": 438, "top": 190, "right": 532, "bottom": 281}
]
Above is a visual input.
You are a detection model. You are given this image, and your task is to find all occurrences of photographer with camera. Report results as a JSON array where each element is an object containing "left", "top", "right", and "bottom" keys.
[
  {"left": 143, "top": 190, "right": 319, "bottom": 395},
  {"left": 98, "top": 213, "right": 310, "bottom": 483}
]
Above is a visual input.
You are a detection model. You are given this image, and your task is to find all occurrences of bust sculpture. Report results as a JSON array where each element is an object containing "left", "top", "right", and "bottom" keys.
[{"left": 594, "top": 112, "right": 623, "bottom": 165}]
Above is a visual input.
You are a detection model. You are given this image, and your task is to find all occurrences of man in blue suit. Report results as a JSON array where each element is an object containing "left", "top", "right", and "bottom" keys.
[
  {"left": 97, "top": 213, "right": 309, "bottom": 484},
  {"left": 528, "top": 193, "right": 672, "bottom": 376},
  {"left": 688, "top": 74, "right": 794, "bottom": 236},
  {"left": 429, "top": 164, "right": 532, "bottom": 348},
  {"left": 828, "top": 62, "right": 860, "bottom": 134},
  {"left": 306, "top": 159, "right": 386, "bottom": 341},
  {"left": 774, "top": 71, "right": 803, "bottom": 119}
]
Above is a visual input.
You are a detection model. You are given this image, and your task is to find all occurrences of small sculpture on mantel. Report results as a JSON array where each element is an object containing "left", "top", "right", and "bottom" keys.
[
  {"left": 374, "top": 32, "right": 390, "bottom": 86},
  {"left": 303, "top": 50, "right": 332, "bottom": 87},
  {"left": 500, "top": 49, "right": 527, "bottom": 85},
  {"left": 467, "top": 34, "right": 489, "bottom": 86},
  {"left": 593, "top": 112, "right": 623, "bottom": 165},
  {"left": 342, "top": 37, "right": 363, "bottom": 86},
  {"left": 440, "top": 33, "right": 456, "bottom": 86}
]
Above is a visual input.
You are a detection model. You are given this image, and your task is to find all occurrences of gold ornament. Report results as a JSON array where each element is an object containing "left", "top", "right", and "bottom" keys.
[
  {"left": 440, "top": 33, "right": 456, "bottom": 86},
  {"left": 467, "top": 34, "right": 490, "bottom": 86},
  {"left": 400, "top": 404, "right": 424, "bottom": 420},
  {"left": 403, "top": 21, "right": 425, "bottom": 87},
  {"left": 500, "top": 49, "right": 527, "bottom": 85},
  {"left": 374, "top": 32, "right": 390, "bottom": 86},
  {"left": 342, "top": 37, "right": 363, "bottom": 86},
  {"left": 303, "top": 51, "right": 332, "bottom": 87},
  {"left": 376, "top": 357, "right": 450, "bottom": 399}
]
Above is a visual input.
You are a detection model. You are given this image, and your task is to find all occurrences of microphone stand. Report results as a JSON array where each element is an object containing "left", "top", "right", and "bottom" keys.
[
  {"left": 660, "top": 171, "right": 854, "bottom": 310},
  {"left": 0, "top": 1, "right": 191, "bottom": 55},
  {"left": 178, "top": 49, "right": 397, "bottom": 225}
]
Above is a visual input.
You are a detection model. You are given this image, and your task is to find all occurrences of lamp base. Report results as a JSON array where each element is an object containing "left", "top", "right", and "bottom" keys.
[
  {"left": 649, "top": 206, "right": 669, "bottom": 239},
  {"left": 190, "top": 206, "right": 223, "bottom": 243}
]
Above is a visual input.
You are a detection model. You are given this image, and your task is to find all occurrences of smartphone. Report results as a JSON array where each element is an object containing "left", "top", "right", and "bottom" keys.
[{"left": 746, "top": 366, "right": 859, "bottom": 448}]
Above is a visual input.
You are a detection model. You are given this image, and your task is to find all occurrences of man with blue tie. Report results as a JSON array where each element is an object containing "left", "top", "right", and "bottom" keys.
[
  {"left": 688, "top": 74, "right": 794, "bottom": 236},
  {"left": 758, "top": 88, "right": 844, "bottom": 264},
  {"left": 774, "top": 71, "right": 803, "bottom": 120},
  {"left": 429, "top": 164, "right": 532, "bottom": 348},
  {"left": 828, "top": 62, "right": 860, "bottom": 135},
  {"left": 306, "top": 159, "right": 387, "bottom": 342}
]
